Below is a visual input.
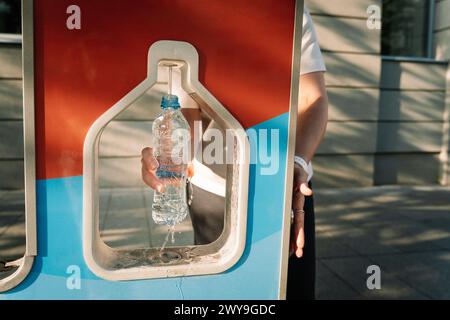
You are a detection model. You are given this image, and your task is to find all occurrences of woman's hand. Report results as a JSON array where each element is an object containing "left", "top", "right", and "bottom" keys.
[
  {"left": 141, "top": 147, "right": 165, "bottom": 193},
  {"left": 290, "top": 163, "right": 313, "bottom": 258},
  {"left": 141, "top": 147, "right": 194, "bottom": 192}
]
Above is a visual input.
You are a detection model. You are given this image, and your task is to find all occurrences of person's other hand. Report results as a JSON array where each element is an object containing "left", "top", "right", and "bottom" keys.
[
  {"left": 290, "top": 164, "right": 313, "bottom": 258},
  {"left": 141, "top": 147, "right": 194, "bottom": 192}
]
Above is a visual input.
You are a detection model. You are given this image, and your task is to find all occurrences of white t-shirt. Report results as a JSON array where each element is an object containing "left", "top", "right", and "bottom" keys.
[{"left": 301, "top": 8, "right": 327, "bottom": 76}]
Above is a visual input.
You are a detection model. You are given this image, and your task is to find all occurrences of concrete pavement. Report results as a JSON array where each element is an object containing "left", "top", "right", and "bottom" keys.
[
  {"left": 1, "top": 185, "right": 450, "bottom": 299},
  {"left": 315, "top": 186, "right": 450, "bottom": 299}
]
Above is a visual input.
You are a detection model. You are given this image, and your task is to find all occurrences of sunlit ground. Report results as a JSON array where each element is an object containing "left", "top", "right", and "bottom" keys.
[
  {"left": 1, "top": 186, "right": 450, "bottom": 299},
  {"left": 315, "top": 186, "right": 450, "bottom": 300}
]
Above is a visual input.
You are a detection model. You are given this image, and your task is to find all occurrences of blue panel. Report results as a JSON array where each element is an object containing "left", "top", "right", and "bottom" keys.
[{"left": 1, "top": 113, "right": 290, "bottom": 300}]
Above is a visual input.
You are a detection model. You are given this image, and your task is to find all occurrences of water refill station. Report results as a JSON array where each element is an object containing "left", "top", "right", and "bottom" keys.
[{"left": 1, "top": 0, "right": 304, "bottom": 299}]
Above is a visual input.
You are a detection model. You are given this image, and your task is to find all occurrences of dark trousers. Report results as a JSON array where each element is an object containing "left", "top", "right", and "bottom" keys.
[
  {"left": 189, "top": 183, "right": 316, "bottom": 300},
  {"left": 286, "top": 190, "right": 316, "bottom": 300}
]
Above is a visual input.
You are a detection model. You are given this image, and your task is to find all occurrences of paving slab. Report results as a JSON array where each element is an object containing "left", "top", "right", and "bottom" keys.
[
  {"left": 315, "top": 185, "right": 450, "bottom": 300},
  {"left": 316, "top": 237, "right": 358, "bottom": 259},
  {"left": 316, "top": 260, "right": 360, "bottom": 300},
  {"left": 320, "top": 256, "right": 430, "bottom": 300},
  {"left": 371, "top": 252, "right": 450, "bottom": 299},
  {"left": 359, "top": 220, "right": 448, "bottom": 253}
]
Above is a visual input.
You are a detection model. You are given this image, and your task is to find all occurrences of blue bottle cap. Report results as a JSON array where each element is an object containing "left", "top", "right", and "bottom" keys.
[{"left": 161, "top": 94, "right": 181, "bottom": 110}]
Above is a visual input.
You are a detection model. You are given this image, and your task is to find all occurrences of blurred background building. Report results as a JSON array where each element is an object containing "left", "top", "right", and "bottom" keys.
[{"left": 309, "top": 0, "right": 450, "bottom": 188}]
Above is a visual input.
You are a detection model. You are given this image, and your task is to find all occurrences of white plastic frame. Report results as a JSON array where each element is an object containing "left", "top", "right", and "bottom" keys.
[{"left": 83, "top": 41, "right": 250, "bottom": 281}]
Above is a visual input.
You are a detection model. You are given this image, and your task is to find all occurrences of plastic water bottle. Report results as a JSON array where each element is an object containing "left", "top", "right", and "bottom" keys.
[{"left": 152, "top": 94, "right": 190, "bottom": 226}]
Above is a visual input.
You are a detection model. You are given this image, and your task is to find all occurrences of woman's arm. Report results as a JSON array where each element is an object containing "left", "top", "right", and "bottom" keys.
[
  {"left": 291, "top": 71, "right": 328, "bottom": 258},
  {"left": 296, "top": 71, "right": 328, "bottom": 162}
]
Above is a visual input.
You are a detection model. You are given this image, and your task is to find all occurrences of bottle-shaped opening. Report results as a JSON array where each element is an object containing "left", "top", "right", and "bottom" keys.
[{"left": 83, "top": 41, "right": 250, "bottom": 281}]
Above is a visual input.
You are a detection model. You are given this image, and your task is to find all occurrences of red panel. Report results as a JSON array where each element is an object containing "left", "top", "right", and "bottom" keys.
[{"left": 34, "top": 0, "right": 296, "bottom": 179}]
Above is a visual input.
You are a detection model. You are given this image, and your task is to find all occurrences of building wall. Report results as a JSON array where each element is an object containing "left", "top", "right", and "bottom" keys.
[
  {"left": 0, "top": 0, "right": 449, "bottom": 189},
  {"left": 434, "top": 0, "right": 450, "bottom": 60},
  {"left": 308, "top": 0, "right": 449, "bottom": 188},
  {"left": 307, "top": 0, "right": 382, "bottom": 188},
  {"left": 0, "top": 44, "right": 23, "bottom": 190},
  {"left": 98, "top": 85, "right": 164, "bottom": 189}
]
